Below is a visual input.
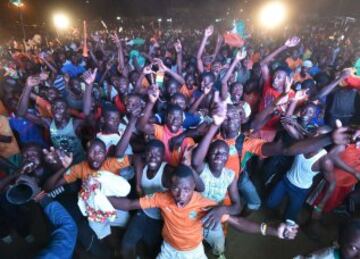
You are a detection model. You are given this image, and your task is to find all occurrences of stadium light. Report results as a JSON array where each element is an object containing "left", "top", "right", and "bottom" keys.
[
  {"left": 53, "top": 13, "right": 71, "bottom": 30},
  {"left": 258, "top": 1, "right": 287, "bottom": 29},
  {"left": 11, "top": 0, "right": 24, "bottom": 7}
]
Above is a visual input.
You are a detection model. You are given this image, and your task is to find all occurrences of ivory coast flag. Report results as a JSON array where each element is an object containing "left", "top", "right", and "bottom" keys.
[{"left": 223, "top": 20, "right": 247, "bottom": 48}]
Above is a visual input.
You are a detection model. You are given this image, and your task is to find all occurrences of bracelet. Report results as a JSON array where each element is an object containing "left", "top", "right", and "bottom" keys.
[
  {"left": 33, "top": 191, "right": 46, "bottom": 202},
  {"left": 314, "top": 205, "right": 323, "bottom": 213},
  {"left": 260, "top": 223, "right": 267, "bottom": 236}
]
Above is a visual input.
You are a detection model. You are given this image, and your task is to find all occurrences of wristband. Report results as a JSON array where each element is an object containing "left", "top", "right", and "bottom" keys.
[{"left": 260, "top": 223, "right": 267, "bottom": 236}]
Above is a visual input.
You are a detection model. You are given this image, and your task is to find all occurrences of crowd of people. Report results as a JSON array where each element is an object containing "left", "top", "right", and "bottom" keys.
[{"left": 0, "top": 17, "right": 360, "bottom": 259}]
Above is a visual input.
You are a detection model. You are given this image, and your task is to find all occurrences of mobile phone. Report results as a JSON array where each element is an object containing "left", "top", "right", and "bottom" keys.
[{"left": 151, "top": 64, "right": 159, "bottom": 72}]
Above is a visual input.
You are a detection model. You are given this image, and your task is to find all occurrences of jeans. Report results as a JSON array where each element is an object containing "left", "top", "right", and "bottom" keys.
[
  {"left": 266, "top": 177, "right": 309, "bottom": 221},
  {"left": 204, "top": 223, "right": 225, "bottom": 256},
  {"left": 121, "top": 210, "right": 163, "bottom": 259},
  {"left": 238, "top": 170, "right": 261, "bottom": 210}
]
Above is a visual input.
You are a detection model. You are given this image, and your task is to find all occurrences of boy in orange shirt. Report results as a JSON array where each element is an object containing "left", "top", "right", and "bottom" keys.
[
  {"left": 109, "top": 165, "right": 298, "bottom": 259},
  {"left": 137, "top": 86, "right": 194, "bottom": 166},
  {"left": 43, "top": 113, "right": 137, "bottom": 190}
]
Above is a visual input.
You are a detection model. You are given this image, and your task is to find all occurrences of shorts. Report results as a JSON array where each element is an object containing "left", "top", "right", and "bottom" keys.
[
  {"left": 156, "top": 241, "right": 207, "bottom": 259},
  {"left": 204, "top": 223, "right": 225, "bottom": 255}
]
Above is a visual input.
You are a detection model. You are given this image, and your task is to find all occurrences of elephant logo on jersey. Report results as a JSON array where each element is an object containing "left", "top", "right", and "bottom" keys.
[{"left": 188, "top": 210, "right": 198, "bottom": 220}]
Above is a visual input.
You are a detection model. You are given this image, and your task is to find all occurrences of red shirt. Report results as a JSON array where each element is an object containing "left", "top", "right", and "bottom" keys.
[
  {"left": 259, "top": 78, "right": 294, "bottom": 131},
  {"left": 114, "top": 95, "right": 126, "bottom": 114}
]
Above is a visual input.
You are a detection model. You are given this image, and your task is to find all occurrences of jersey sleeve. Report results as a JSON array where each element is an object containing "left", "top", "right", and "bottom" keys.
[
  {"left": 153, "top": 124, "right": 164, "bottom": 139},
  {"left": 139, "top": 192, "right": 166, "bottom": 209},
  {"left": 63, "top": 163, "right": 83, "bottom": 183},
  {"left": 102, "top": 156, "right": 131, "bottom": 174},
  {"left": 241, "top": 137, "right": 267, "bottom": 160}
]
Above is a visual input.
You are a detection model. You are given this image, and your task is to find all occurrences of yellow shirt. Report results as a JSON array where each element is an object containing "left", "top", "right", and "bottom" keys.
[{"left": 0, "top": 115, "right": 20, "bottom": 158}]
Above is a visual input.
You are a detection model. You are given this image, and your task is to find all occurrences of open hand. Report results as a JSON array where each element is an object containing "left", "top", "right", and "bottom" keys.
[
  {"left": 82, "top": 68, "right": 98, "bottom": 85},
  {"left": 285, "top": 36, "right": 300, "bottom": 48},
  {"left": 340, "top": 68, "right": 353, "bottom": 79},
  {"left": 26, "top": 76, "right": 41, "bottom": 88},
  {"left": 174, "top": 39, "right": 182, "bottom": 53},
  {"left": 202, "top": 206, "right": 226, "bottom": 230},
  {"left": 204, "top": 25, "right": 214, "bottom": 37},
  {"left": 39, "top": 72, "right": 49, "bottom": 81},
  {"left": 277, "top": 223, "right": 298, "bottom": 240},
  {"left": 148, "top": 85, "right": 160, "bottom": 103},
  {"left": 58, "top": 150, "right": 73, "bottom": 168},
  {"left": 235, "top": 47, "right": 247, "bottom": 61},
  {"left": 43, "top": 147, "right": 60, "bottom": 165},
  {"left": 211, "top": 91, "right": 227, "bottom": 126},
  {"left": 110, "top": 33, "right": 121, "bottom": 47},
  {"left": 293, "top": 89, "right": 309, "bottom": 102}
]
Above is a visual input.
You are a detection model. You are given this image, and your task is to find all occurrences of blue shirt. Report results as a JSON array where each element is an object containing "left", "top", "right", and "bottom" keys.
[
  {"left": 36, "top": 201, "right": 77, "bottom": 259},
  {"left": 9, "top": 114, "right": 46, "bottom": 147},
  {"left": 61, "top": 63, "right": 85, "bottom": 78}
]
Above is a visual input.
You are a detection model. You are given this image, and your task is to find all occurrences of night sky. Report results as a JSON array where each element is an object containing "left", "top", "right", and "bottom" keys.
[{"left": 0, "top": 0, "right": 358, "bottom": 38}]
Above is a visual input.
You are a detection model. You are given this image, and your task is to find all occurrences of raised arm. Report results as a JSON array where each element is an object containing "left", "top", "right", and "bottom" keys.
[
  {"left": 181, "top": 146, "right": 205, "bottom": 192},
  {"left": 220, "top": 48, "right": 247, "bottom": 100},
  {"left": 39, "top": 54, "right": 58, "bottom": 74},
  {"left": 250, "top": 94, "right": 289, "bottom": 131},
  {"left": 136, "top": 86, "right": 158, "bottom": 135},
  {"left": 17, "top": 76, "right": 41, "bottom": 116},
  {"left": 134, "top": 155, "right": 145, "bottom": 196},
  {"left": 188, "top": 81, "right": 212, "bottom": 113},
  {"left": 192, "top": 123, "right": 220, "bottom": 172},
  {"left": 197, "top": 25, "right": 214, "bottom": 74},
  {"left": 174, "top": 39, "right": 183, "bottom": 75},
  {"left": 314, "top": 69, "right": 352, "bottom": 100},
  {"left": 262, "top": 127, "right": 351, "bottom": 157},
  {"left": 111, "top": 33, "right": 127, "bottom": 76},
  {"left": 82, "top": 68, "right": 97, "bottom": 117},
  {"left": 260, "top": 36, "right": 300, "bottom": 82},
  {"left": 154, "top": 58, "right": 185, "bottom": 85},
  {"left": 212, "top": 34, "right": 223, "bottom": 62},
  {"left": 227, "top": 217, "right": 297, "bottom": 239},
  {"left": 134, "top": 66, "right": 152, "bottom": 94},
  {"left": 115, "top": 115, "right": 137, "bottom": 157},
  {"left": 98, "top": 60, "right": 113, "bottom": 87},
  {"left": 192, "top": 92, "right": 226, "bottom": 172}
]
